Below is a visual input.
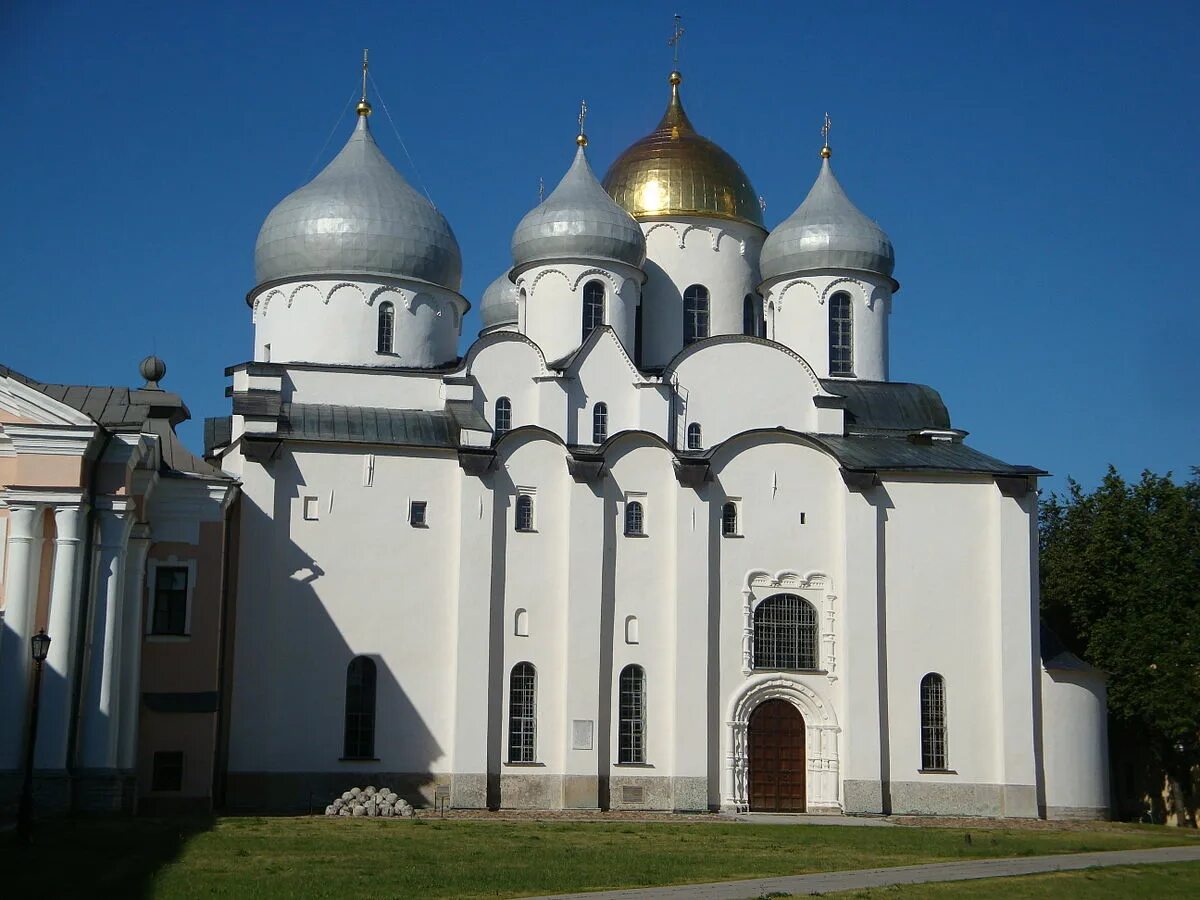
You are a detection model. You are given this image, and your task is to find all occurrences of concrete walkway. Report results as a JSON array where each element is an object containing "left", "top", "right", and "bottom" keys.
[
  {"left": 524, "top": 845, "right": 1200, "bottom": 899},
  {"left": 731, "top": 813, "right": 895, "bottom": 827}
]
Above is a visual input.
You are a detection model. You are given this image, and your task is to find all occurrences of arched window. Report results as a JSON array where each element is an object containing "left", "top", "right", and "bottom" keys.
[
  {"left": 509, "top": 662, "right": 537, "bottom": 763},
  {"left": 625, "top": 500, "right": 644, "bottom": 536},
  {"left": 343, "top": 656, "right": 377, "bottom": 759},
  {"left": 377, "top": 301, "right": 395, "bottom": 354},
  {"left": 767, "top": 301, "right": 776, "bottom": 340},
  {"left": 514, "top": 608, "right": 529, "bottom": 637},
  {"left": 920, "top": 673, "right": 948, "bottom": 770},
  {"left": 743, "top": 294, "right": 758, "bottom": 337},
  {"left": 624, "top": 615, "right": 639, "bottom": 644},
  {"left": 686, "top": 422, "right": 702, "bottom": 450},
  {"left": 495, "top": 397, "right": 512, "bottom": 436},
  {"left": 683, "top": 284, "right": 710, "bottom": 345},
  {"left": 582, "top": 280, "right": 605, "bottom": 340},
  {"left": 829, "top": 292, "right": 853, "bottom": 376},
  {"left": 592, "top": 402, "right": 608, "bottom": 445},
  {"left": 515, "top": 494, "right": 534, "bottom": 532},
  {"left": 618, "top": 664, "right": 646, "bottom": 764},
  {"left": 753, "top": 594, "right": 818, "bottom": 670},
  {"left": 721, "top": 501, "right": 739, "bottom": 537}
]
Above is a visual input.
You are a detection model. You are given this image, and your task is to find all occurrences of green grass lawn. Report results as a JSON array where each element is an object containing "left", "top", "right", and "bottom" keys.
[
  {"left": 824, "top": 862, "right": 1200, "bottom": 898},
  {"left": 2, "top": 816, "right": 1197, "bottom": 899}
]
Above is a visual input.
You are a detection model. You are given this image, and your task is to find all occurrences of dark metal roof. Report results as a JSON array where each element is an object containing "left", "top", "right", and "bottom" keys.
[
  {"left": 278, "top": 403, "right": 457, "bottom": 448},
  {"left": 819, "top": 380, "right": 951, "bottom": 432},
  {"left": 205, "top": 416, "right": 233, "bottom": 456},
  {"left": 815, "top": 434, "right": 1042, "bottom": 475}
]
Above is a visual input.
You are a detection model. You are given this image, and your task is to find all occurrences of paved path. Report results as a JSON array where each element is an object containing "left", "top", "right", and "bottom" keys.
[
  {"left": 731, "top": 813, "right": 894, "bottom": 827},
  {"left": 524, "top": 845, "right": 1200, "bottom": 899}
]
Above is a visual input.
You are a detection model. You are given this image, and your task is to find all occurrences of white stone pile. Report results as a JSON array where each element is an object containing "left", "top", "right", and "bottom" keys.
[{"left": 324, "top": 785, "right": 415, "bottom": 818}]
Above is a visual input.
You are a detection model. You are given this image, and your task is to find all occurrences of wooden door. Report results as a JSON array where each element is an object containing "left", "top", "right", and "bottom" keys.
[{"left": 748, "top": 699, "right": 806, "bottom": 812}]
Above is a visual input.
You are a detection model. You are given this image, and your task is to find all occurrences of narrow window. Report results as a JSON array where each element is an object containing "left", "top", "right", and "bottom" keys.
[
  {"left": 592, "top": 402, "right": 608, "bottom": 445},
  {"left": 686, "top": 422, "right": 702, "bottom": 450},
  {"left": 753, "top": 594, "right": 818, "bottom": 670},
  {"left": 683, "top": 284, "right": 710, "bottom": 345},
  {"left": 625, "top": 500, "right": 644, "bottom": 536},
  {"left": 151, "top": 751, "right": 184, "bottom": 791},
  {"left": 495, "top": 397, "right": 512, "bottom": 436},
  {"left": 921, "top": 673, "right": 948, "bottom": 770},
  {"left": 151, "top": 565, "right": 189, "bottom": 636},
  {"left": 743, "top": 294, "right": 757, "bottom": 336},
  {"left": 508, "top": 662, "right": 537, "bottom": 763},
  {"left": 514, "top": 608, "right": 529, "bottom": 637},
  {"left": 829, "top": 292, "right": 853, "bottom": 376},
  {"left": 377, "top": 301, "right": 395, "bottom": 354},
  {"left": 721, "top": 502, "right": 739, "bottom": 537},
  {"left": 302, "top": 496, "right": 319, "bottom": 521},
  {"left": 624, "top": 615, "right": 639, "bottom": 644},
  {"left": 618, "top": 665, "right": 646, "bottom": 764},
  {"left": 343, "top": 656, "right": 377, "bottom": 759},
  {"left": 515, "top": 494, "right": 535, "bottom": 532},
  {"left": 582, "top": 280, "right": 605, "bottom": 341},
  {"left": 409, "top": 501, "right": 428, "bottom": 527},
  {"left": 263, "top": 343, "right": 271, "bottom": 362}
]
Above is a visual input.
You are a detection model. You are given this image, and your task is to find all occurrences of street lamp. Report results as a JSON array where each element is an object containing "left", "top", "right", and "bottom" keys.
[{"left": 17, "top": 629, "right": 51, "bottom": 843}]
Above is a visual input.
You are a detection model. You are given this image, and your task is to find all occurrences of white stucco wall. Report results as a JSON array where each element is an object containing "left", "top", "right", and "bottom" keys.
[{"left": 1041, "top": 667, "right": 1110, "bottom": 818}]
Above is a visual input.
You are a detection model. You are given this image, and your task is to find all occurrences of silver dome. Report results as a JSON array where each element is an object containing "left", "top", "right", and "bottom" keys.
[
  {"left": 760, "top": 157, "right": 894, "bottom": 283},
  {"left": 254, "top": 115, "right": 462, "bottom": 291},
  {"left": 511, "top": 145, "right": 646, "bottom": 271},
  {"left": 479, "top": 272, "right": 519, "bottom": 330}
]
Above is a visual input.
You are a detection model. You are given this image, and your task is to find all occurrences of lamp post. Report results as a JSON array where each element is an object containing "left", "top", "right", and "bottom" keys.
[{"left": 17, "top": 629, "right": 51, "bottom": 843}]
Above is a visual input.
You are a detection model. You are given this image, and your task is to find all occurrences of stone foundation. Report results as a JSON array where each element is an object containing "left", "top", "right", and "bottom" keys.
[
  {"left": 843, "top": 779, "right": 884, "bottom": 814},
  {"left": 224, "top": 771, "right": 449, "bottom": 813},
  {"left": 1046, "top": 804, "right": 1110, "bottom": 821},
  {"left": 74, "top": 769, "right": 135, "bottom": 813},
  {"left": 499, "top": 772, "right": 561, "bottom": 809},
  {"left": 889, "top": 781, "right": 1038, "bottom": 818}
]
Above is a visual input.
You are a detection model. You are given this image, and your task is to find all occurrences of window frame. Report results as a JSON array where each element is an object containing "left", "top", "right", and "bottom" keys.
[
  {"left": 625, "top": 500, "right": 645, "bottom": 537},
  {"left": 752, "top": 593, "right": 820, "bottom": 671},
  {"left": 508, "top": 662, "right": 538, "bottom": 764},
  {"left": 920, "top": 672, "right": 950, "bottom": 771},
  {"left": 146, "top": 557, "right": 196, "bottom": 640},
  {"left": 582, "top": 280, "right": 605, "bottom": 341},
  {"left": 343, "top": 656, "right": 378, "bottom": 760},
  {"left": 377, "top": 300, "right": 396, "bottom": 354},
  {"left": 686, "top": 422, "right": 703, "bottom": 451},
  {"left": 515, "top": 491, "right": 536, "bottom": 533},
  {"left": 721, "top": 500, "right": 740, "bottom": 538},
  {"left": 409, "top": 500, "right": 428, "bottom": 528},
  {"left": 617, "top": 664, "right": 647, "bottom": 765},
  {"left": 683, "top": 284, "right": 710, "bottom": 345},
  {"left": 829, "top": 291, "right": 854, "bottom": 376},
  {"left": 592, "top": 402, "right": 608, "bottom": 445},
  {"left": 494, "top": 397, "right": 512, "bottom": 437}
]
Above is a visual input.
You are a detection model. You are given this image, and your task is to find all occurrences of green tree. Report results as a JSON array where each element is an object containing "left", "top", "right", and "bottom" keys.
[{"left": 1040, "top": 466, "right": 1200, "bottom": 825}]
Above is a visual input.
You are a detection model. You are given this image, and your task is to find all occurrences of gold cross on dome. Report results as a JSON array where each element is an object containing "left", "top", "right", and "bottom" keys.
[{"left": 668, "top": 14, "right": 685, "bottom": 68}]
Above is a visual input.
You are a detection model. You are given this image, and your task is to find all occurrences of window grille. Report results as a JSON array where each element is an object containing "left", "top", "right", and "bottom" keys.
[
  {"left": 343, "top": 656, "right": 377, "bottom": 759},
  {"left": 625, "top": 501, "right": 644, "bottom": 536},
  {"left": 410, "top": 501, "right": 428, "bottom": 527},
  {"left": 151, "top": 751, "right": 183, "bottom": 791},
  {"left": 151, "top": 566, "right": 189, "bottom": 635},
  {"left": 618, "top": 664, "right": 646, "bottom": 764},
  {"left": 515, "top": 494, "right": 535, "bottom": 532},
  {"left": 686, "top": 422, "right": 702, "bottom": 450},
  {"left": 829, "top": 292, "right": 853, "bottom": 376},
  {"left": 495, "top": 397, "right": 512, "bottom": 436},
  {"left": 683, "top": 284, "right": 710, "bottom": 345},
  {"left": 377, "top": 301, "right": 395, "bottom": 354},
  {"left": 743, "top": 294, "right": 758, "bottom": 336},
  {"left": 509, "top": 662, "right": 537, "bottom": 762},
  {"left": 753, "top": 594, "right": 818, "bottom": 669},
  {"left": 921, "top": 673, "right": 948, "bottom": 770},
  {"left": 721, "top": 502, "right": 738, "bottom": 537},
  {"left": 592, "top": 402, "right": 608, "bottom": 445},
  {"left": 582, "top": 280, "right": 605, "bottom": 340}
]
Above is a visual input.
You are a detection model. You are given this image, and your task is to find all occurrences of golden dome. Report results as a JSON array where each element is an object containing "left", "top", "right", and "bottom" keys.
[{"left": 602, "top": 72, "right": 763, "bottom": 229}]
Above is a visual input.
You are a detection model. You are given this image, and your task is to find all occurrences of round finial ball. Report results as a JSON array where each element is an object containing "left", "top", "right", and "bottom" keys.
[
  {"left": 576, "top": 133, "right": 588, "bottom": 147},
  {"left": 820, "top": 146, "right": 832, "bottom": 159},
  {"left": 356, "top": 100, "right": 373, "bottom": 116},
  {"left": 669, "top": 71, "right": 682, "bottom": 86},
  {"left": 139, "top": 355, "right": 167, "bottom": 385}
]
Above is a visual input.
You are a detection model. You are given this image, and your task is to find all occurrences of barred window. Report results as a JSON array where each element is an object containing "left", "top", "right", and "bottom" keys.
[
  {"left": 753, "top": 594, "right": 818, "bottom": 670},
  {"left": 625, "top": 501, "right": 644, "bottom": 536},
  {"left": 582, "top": 280, "right": 605, "bottom": 340},
  {"left": 343, "top": 656, "right": 377, "bottom": 759},
  {"left": 151, "top": 566, "right": 189, "bottom": 636},
  {"left": 683, "top": 284, "right": 710, "bottom": 345},
  {"left": 829, "top": 292, "right": 853, "bottom": 376},
  {"left": 592, "top": 402, "right": 608, "bottom": 445},
  {"left": 377, "top": 301, "right": 395, "bottom": 354},
  {"left": 721, "top": 501, "right": 739, "bottom": 537},
  {"left": 509, "top": 662, "right": 537, "bottom": 763},
  {"left": 618, "top": 664, "right": 646, "bottom": 764},
  {"left": 515, "top": 494, "right": 534, "bottom": 532},
  {"left": 921, "top": 673, "right": 948, "bottom": 770},
  {"left": 686, "top": 422, "right": 702, "bottom": 450},
  {"left": 495, "top": 397, "right": 512, "bottom": 436}
]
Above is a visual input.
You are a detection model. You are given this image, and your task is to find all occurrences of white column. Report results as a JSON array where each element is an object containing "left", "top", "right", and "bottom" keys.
[
  {"left": 79, "top": 503, "right": 133, "bottom": 771},
  {"left": 34, "top": 503, "right": 88, "bottom": 770},
  {"left": 117, "top": 525, "right": 152, "bottom": 771},
  {"left": 0, "top": 504, "right": 46, "bottom": 769},
  {"left": 672, "top": 490, "right": 709, "bottom": 807}
]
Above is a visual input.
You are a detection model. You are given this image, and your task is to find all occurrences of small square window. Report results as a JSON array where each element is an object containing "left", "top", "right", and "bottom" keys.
[
  {"left": 152, "top": 751, "right": 184, "bottom": 792},
  {"left": 302, "top": 496, "right": 319, "bottom": 521},
  {"left": 410, "top": 501, "right": 428, "bottom": 527}
]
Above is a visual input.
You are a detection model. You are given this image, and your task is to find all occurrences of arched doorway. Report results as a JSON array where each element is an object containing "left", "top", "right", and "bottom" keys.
[{"left": 748, "top": 699, "right": 806, "bottom": 811}]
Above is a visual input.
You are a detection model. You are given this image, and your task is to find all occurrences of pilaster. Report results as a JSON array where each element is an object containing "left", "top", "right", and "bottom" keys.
[
  {"left": 0, "top": 503, "right": 46, "bottom": 769},
  {"left": 117, "top": 524, "right": 153, "bottom": 771}
]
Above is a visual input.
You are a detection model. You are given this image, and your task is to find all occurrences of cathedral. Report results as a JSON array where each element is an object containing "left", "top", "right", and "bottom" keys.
[{"left": 0, "top": 61, "right": 1110, "bottom": 818}]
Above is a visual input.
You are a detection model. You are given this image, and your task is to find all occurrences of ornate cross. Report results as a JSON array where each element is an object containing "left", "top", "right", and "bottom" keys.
[
  {"left": 668, "top": 14, "right": 685, "bottom": 68},
  {"left": 578, "top": 99, "right": 588, "bottom": 135},
  {"left": 538, "top": 177, "right": 545, "bottom": 203},
  {"left": 822, "top": 112, "right": 831, "bottom": 149},
  {"left": 361, "top": 49, "right": 369, "bottom": 102}
]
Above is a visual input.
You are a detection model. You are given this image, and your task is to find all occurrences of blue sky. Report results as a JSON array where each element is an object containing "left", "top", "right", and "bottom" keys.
[{"left": 2, "top": 0, "right": 1196, "bottom": 494}]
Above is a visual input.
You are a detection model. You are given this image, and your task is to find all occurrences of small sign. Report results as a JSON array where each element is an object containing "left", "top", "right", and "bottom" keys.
[{"left": 572, "top": 719, "right": 594, "bottom": 750}]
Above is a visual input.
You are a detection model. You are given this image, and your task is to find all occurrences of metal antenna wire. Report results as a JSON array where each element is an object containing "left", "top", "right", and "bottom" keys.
[
  {"left": 305, "top": 89, "right": 359, "bottom": 180},
  {"left": 368, "top": 71, "right": 436, "bottom": 206}
]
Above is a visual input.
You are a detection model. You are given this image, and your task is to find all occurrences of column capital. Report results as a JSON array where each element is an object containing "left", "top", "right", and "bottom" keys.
[
  {"left": 96, "top": 498, "right": 136, "bottom": 548},
  {"left": 3, "top": 502, "right": 46, "bottom": 540},
  {"left": 53, "top": 503, "right": 89, "bottom": 544}
]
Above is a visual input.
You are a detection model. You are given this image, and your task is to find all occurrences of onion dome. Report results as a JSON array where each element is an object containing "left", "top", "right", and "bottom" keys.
[
  {"left": 254, "top": 111, "right": 462, "bottom": 291},
  {"left": 602, "top": 72, "right": 762, "bottom": 229},
  {"left": 511, "top": 140, "right": 646, "bottom": 271},
  {"left": 760, "top": 153, "right": 895, "bottom": 285},
  {"left": 479, "top": 272, "right": 519, "bottom": 330}
]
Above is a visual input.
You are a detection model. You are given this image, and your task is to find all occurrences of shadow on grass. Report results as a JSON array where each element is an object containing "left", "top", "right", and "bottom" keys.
[{"left": 0, "top": 816, "right": 214, "bottom": 897}]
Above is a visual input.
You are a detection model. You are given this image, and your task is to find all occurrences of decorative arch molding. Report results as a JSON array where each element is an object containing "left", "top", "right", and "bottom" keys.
[
  {"left": 772, "top": 278, "right": 821, "bottom": 311},
  {"left": 740, "top": 570, "right": 839, "bottom": 682},
  {"left": 867, "top": 284, "right": 890, "bottom": 312},
  {"left": 723, "top": 673, "right": 842, "bottom": 813},
  {"left": 526, "top": 267, "right": 571, "bottom": 298},
  {"left": 643, "top": 221, "right": 685, "bottom": 248},
  {"left": 286, "top": 282, "right": 322, "bottom": 308},
  {"left": 368, "top": 284, "right": 410, "bottom": 309},
  {"left": 662, "top": 333, "right": 824, "bottom": 392},
  {"left": 254, "top": 289, "right": 286, "bottom": 320},
  {"left": 820, "top": 277, "right": 871, "bottom": 306},
  {"left": 325, "top": 281, "right": 368, "bottom": 304},
  {"left": 570, "top": 267, "right": 624, "bottom": 293}
]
